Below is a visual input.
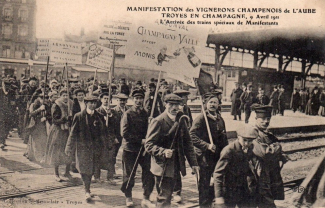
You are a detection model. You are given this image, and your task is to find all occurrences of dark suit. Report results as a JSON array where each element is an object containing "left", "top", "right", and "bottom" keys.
[
  {"left": 269, "top": 90, "right": 279, "bottom": 115},
  {"left": 214, "top": 140, "right": 255, "bottom": 208},
  {"left": 145, "top": 111, "right": 198, "bottom": 207},
  {"left": 230, "top": 88, "right": 243, "bottom": 119},
  {"left": 240, "top": 91, "right": 256, "bottom": 123}
]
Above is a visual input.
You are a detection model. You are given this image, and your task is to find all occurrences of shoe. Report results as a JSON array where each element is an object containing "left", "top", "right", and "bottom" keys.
[
  {"left": 55, "top": 175, "right": 62, "bottom": 182},
  {"left": 172, "top": 195, "right": 182, "bottom": 203},
  {"left": 106, "top": 178, "right": 117, "bottom": 186},
  {"left": 126, "top": 197, "right": 134, "bottom": 207},
  {"left": 63, "top": 172, "right": 73, "bottom": 179},
  {"left": 141, "top": 199, "right": 155, "bottom": 208},
  {"left": 233, "top": 118, "right": 237, "bottom": 120},
  {"left": 85, "top": 192, "right": 92, "bottom": 202}
]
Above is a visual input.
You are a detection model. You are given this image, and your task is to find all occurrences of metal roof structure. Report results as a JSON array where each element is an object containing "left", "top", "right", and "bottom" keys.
[{"left": 207, "top": 28, "right": 325, "bottom": 65}]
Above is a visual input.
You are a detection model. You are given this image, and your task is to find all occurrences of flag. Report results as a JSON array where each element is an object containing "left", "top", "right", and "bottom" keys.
[{"left": 196, "top": 69, "right": 214, "bottom": 96}]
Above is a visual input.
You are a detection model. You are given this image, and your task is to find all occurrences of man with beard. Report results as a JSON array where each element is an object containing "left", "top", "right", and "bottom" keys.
[
  {"left": 213, "top": 126, "right": 258, "bottom": 208},
  {"left": 120, "top": 88, "right": 155, "bottom": 208},
  {"left": 230, "top": 82, "right": 243, "bottom": 120},
  {"left": 144, "top": 82, "right": 164, "bottom": 119},
  {"left": 145, "top": 93, "right": 199, "bottom": 208}
]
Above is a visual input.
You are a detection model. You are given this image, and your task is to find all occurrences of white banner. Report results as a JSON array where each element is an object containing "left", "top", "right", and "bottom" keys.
[
  {"left": 36, "top": 38, "right": 50, "bottom": 57},
  {"left": 86, "top": 43, "right": 113, "bottom": 70},
  {"left": 167, "top": 72, "right": 196, "bottom": 87},
  {"left": 98, "top": 21, "right": 131, "bottom": 47},
  {"left": 125, "top": 22, "right": 201, "bottom": 78},
  {"left": 49, "top": 40, "right": 82, "bottom": 65}
]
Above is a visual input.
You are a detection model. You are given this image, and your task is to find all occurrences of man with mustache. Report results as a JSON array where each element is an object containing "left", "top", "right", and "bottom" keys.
[
  {"left": 213, "top": 126, "right": 258, "bottom": 208},
  {"left": 145, "top": 93, "right": 199, "bottom": 208}
]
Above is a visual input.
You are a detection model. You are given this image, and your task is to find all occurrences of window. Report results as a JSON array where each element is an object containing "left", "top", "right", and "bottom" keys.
[
  {"left": 2, "top": 23, "right": 13, "bottom": 35},
  {"left": 3, "top": 7, "right": 13, "bottom": 20},
  {"left": 18, "top": 8, "right": 28, "bottom": 21},
  {"left": 2, "top": 46, "right": 11, "bottom": 58},
  {"left": 18, "top": 25, "right": 28, "bottom": 36}
]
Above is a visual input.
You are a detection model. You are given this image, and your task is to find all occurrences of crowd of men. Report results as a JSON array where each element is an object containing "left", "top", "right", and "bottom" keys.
[
  {"left": 230, "top": 82, "right": 325, "bottom": 124},
  {"left": 0, "top": 74, "right": 289, "bottom": 208}
]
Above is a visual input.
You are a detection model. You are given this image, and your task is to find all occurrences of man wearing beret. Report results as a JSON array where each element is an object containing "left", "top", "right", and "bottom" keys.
[
  {"left": 65, "top": 95, "right": 111, "bottom": 202},
  {"left": 251, "top": 104, "right": 287, "bottom": 208},
  {"left": 144, "top": 82, "right": 164, "bottom": 119},
  {"left": 120, "top": 88, "right": 155, "bottom": 207},
  {"left": 213, "top": 126, "right": 257, "bottom": 208},
  {"left": 145, "top": 93, "right": 199, "bottom": 208},
  {"left": 240, "top": 84, "right": 257, "bottom": 123}
]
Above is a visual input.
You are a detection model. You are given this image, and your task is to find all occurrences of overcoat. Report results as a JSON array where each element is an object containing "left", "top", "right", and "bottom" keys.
[
  {"left": 145, "top": 111, "right": 198, "bottom": 178},
  {"left": 230, "top": 88, "right": 243, "bottom": 115},
  {"left": 65, "top": 109, "right": 112, "bottom": 175}
]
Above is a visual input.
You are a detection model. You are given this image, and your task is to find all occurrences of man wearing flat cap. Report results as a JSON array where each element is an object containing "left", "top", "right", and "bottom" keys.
[
  {"left": 213, "top": 126, "right": 257, "bottom": 208},
  {"left": 145, "top": 93, "right": 199, "bottom": 207},
  {"left": 144, "top": 82, "right": 164, "bottom": 119},
  {"left": 66, "top": 95, "right": 111, "bottom": 202},
  {"left": 250, "top": 104, "right": 287, "bottom": 208},
  {"left": 120, "top": 88, "right": 155, "bottom": 207},
  {"left": 190, "top": 93, "right": 228, "bottom": 207}
]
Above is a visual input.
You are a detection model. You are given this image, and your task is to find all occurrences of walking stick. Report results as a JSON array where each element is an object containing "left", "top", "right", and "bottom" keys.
[
  {"left": 158, "top": 115, "right": 190, "bottom": 189},
  {"left": 125, "top": 146, "right": 143, "bottom": 190}
]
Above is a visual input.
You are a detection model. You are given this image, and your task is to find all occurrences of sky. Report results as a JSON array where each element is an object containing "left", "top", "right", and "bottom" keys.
[{"left": 36, "top": 0, "right": 325, "bottom": 39}]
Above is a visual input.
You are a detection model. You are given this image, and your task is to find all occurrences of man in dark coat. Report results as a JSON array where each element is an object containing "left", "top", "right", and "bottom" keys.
[
  {"left": 190, "top": 94, "right": 228, "bottom": 207},
  {"left": 269, "top": 85, "right": 279, "bottom": 115},
  {"left": 240, "top": 84, "right": 256, "bottom": 123},
  {"left": 72, "top": 88, "right": 86, "bottom": 118},
  {"left": 278, "top": 85, "right": 286, "bottom": 116},
  {"left": 290, "top": 88, "right": 300, "bottom": 113},
  {"left": 145, "top": 93, "right": 199, "bottom": 208},
  {"left": 256, "top": 87, "right": 270, "bottom": 105},
  {"left": 299, "top": 88, "right": 308, "bottom": 113},
  {"left": 120, "top": 88, "right": 155, "bottom": 208},
  {"left": 310, "top": 87, "right": 321, "bottom": 115},
  {"left": 144, "top": 82, "right": 164, "bottom": 119},
  {"left": 118, "top": 78, "right": 130, "bottom": 96},
  {"left": 65, "top": 95, "right": 112, "bottom": 202},
  {"left": 251, "top": 104, "right": 287, "bottom": 208},
  {"left": 213, "top": 126, "right": 258, "bottom": 208},
  {"left": 230, "top": 82, "right": 243, "bottom": 120}
]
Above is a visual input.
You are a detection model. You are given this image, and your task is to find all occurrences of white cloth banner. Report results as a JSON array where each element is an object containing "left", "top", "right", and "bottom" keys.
[
  {"left": 86, "top": 43, "right": 113, "bottom": 70},
  {"left": 49, "top": 40, "right": 82, "bottom": 65},
  {"left": 125, "top": 22, "right": 202, "bottom": 78}
]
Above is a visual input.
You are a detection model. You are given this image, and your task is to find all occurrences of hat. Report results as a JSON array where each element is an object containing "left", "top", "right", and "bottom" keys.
[
  {"left": 68, "top": 78, "right": 79, "bottom": 83},
  {"left": 148, "top": 82, "right": 156, "bottom": 88},
  {"left": 73, "top": 88, "right": 85, "bottom": 95},
  {"left": 150, "top": 78, "right": 155, "bottom": 82},
  {"left": 120, "top": 78, "right": 126, "bottom": 81},
  {"left": 84, "top": 95, "right": 98, "bottom": 102},
  {"left": 29, "top": 77, "right": 38, "bottom": 82},
  {"left": 164, "top": 93, "right": 182, "bottom": 104},
  {"left": 161, "top": 81, "right": 168, "bottom": 85},
  {"left": 115, "top": 93, "right": 128, "bottom": 99},
  {"left": 59, "top": 88, "right": 68, "bottom": 96},
  {"left": 99, "top": 92, "right": 109, "bottom": 98},
  {"left": 21, "top": 78, "right": 29, "bottom": 83},
  {"left": 237, "top": 126, "right": 258, "bottom": 139},
  {"left": 136, "top": 80, "right": 142, "bottom": 85},
  {"left": 48, "top": 91, "right": 58, "bottom": 97},
  {"left": 173, "top": 89, "right": 190, "bottom": 96},
  {"left": 212, "top": 90, "right": 222, "bottom": 96},
  {"left": 251, "top": 104, "right": 273, "bottom": 118},
  {"left": 203, "top": 92, "right": 217, "bottom": 103},
  {"left": 131, "top": 88, "right": 145, "bottom": 98},
  {"left": 99, "top": 83, "right": 108, "bottom": 88}
]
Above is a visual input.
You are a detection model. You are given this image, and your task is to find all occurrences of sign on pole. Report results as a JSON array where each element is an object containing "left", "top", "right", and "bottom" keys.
[
  {"left": 86, "top": 43, "right": 113, "bottom": 70},
  {"left": 49, "top": 40, "right": 82, "bottom": 65},
  {"left": 98, "top": 21, "right": 131, "bottom": 47},
  {"left": 36, "top": 38, "right": 50, "bottom": 57}
]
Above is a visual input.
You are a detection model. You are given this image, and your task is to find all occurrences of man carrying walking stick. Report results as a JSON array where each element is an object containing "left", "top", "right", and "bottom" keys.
[
  {"left": 120, "top": 88, "right": 155, "bottom": 208},
  {"left": 145, "top": 93, "right": 200, "bottom": 208}
]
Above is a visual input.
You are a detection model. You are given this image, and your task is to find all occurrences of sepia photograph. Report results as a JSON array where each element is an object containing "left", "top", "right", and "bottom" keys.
[{"left": 0, "top": 0, "right": 325, "bottom": 207}]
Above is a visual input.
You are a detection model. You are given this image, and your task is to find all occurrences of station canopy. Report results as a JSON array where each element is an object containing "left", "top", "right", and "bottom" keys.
[{"left": 207, "top": 28, "right": 325, "bottom": 65}]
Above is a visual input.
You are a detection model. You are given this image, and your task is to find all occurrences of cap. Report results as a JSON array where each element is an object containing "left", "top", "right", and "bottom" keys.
[
  {"left": 131, "top": 88, "right": 145, "bottom": 98},
  {"left": 148, "top": 82, "right": 156, "bottom": 88},
  {"left": 59, "top": 88, "right": 68, "bottom": 96},
  {"left": 173, "top": 89, "right": 190, "bottom": 96},
  {"left": 150, "top": 78, "right": 155, "bottom": 82},
  {"left": 84, "top": 95, "right": 98, "bottom": 102},
  {"left": 203, "top": 92, "right": 217, "bottom": 103},
  {"left": 251, "top": 104, "right": 273, "bottom": 118},
  {"left": 136, "top": 81, "right": 142, "bottom": 85},
  {"left": 237, "top": 126, "right": 258, "bottom": 139},
  {"left": 115, "top": 93, "right": 129, "bottom": 99},
  {"left": 68, "top": 78, "right": 79, "bottom": 83},
  {"left": 73, "top": 88, "right": 85, "bottom": 95},
  {"left": 99, "top": 83, "right": 108, "bottom": 88},
  {"left": 161, "top": 81, "right": 168, "bottom": 85},
  {"left": 21, "top": 78, "right": 29, "bottom": 83},
  {"left": 120, "top": 78, "right": 126, "bottom": 81},
  {"left": 48, "top": 91, "right": 58, "bottom": 97},
  {"left": 164, "top": 93, "right": 182, "bottom": 104},
  {"left": 29, "top": 76, "right": 38, "bottom": 82},
  {"left": 99, "top": 92, "right": 109, "bottom": 98},
  {"left": 212, "top": 90, "right": 222, "bottom": 96}
]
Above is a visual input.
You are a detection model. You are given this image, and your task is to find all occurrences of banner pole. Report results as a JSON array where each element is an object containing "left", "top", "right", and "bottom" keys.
[
  {"left": 106, "top": 44, "right": 115, "bottom": 126},
  {"left": 149, "top": 70, "right": 162, "bottom": 123},
  {"left": 91, "top": 69, "right": 97, "bottom": 94}
]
